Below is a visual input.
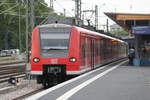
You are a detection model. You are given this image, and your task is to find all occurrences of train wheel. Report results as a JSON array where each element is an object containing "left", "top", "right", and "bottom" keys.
[
  {"left": 42, "top": 78, "right": 49, "bottom": 89},
  {"left": 42, "top": 71, "right": 66, "bottom": 88},
  {"left": 43, "top": 81, "right": 48, "bottom": 89},
  {"left": 42, "top": 75, "right": 53, "bottom": 89},
  {"left": 56, "top": 73, "right": 66, "bottom": 83}
]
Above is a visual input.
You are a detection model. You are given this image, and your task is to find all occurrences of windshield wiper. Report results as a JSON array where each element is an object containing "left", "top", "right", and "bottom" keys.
[
  {"left": 42, "top": 47, "right": 68, "bottom": 50},
  {"left": 47, "top": 48, "right": 63, "bottom": 50}
]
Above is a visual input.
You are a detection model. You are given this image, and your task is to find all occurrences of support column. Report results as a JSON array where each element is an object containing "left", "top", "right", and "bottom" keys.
[
  {"left": 106, "top": 19, "right": 109, "bottom": 33},
  {"left": 50, "top": 0, "right": 53, "bottom": 9},
  {"left": 135, "top": 35, "right": 140, "bottom": 59},
  {"left": 95, "top": 5, "right": 98, "bottom": 30},
  {"left": 75, "top": 0, "right": 81, "bottom": 25}
]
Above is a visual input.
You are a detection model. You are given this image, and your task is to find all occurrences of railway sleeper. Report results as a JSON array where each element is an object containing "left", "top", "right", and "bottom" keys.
[
  {"left": 0, "top": 72, "right": 25, "bottom": 79},
  {"left": 0, "top": 65, "right": 25, "bottom": 70},
  {"left": 0, "top": 69, "right": 25, "bottom": 75}
]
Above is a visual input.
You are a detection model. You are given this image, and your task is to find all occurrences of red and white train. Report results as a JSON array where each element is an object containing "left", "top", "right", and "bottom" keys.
[{"left": 31, "top": 24, "right": 127, "bottom": 88}]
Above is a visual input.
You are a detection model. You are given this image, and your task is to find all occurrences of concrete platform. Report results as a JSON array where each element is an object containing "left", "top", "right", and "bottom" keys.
[{"left": 26, "top": 60, "right": 150, "bottom": 100}]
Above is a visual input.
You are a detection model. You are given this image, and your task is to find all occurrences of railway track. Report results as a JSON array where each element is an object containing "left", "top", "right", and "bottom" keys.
[
  {"left": 13, "top": 88, "right": 44, "bottom": 100},
  {"left": 0, "top": 61, "right": 26, "bottom": 83},
  {"left": 0, "top": 58, "right": 127, "bottom": 100},
  {"left": 14, "top": 58, "right": 127, "bottom": 99}
]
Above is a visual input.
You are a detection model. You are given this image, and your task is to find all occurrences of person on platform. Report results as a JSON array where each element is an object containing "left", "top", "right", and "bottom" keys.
[
  {"left": 128, "top": 47, "right": 135, "bottom": 65},
  {"left": 142, "top": 47, "right": 147, "bottom": 58}
]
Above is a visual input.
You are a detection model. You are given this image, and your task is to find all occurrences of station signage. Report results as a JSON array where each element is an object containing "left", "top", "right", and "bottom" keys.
[{"left": 132, "top": 26, "right": 150, "bottom": 35}]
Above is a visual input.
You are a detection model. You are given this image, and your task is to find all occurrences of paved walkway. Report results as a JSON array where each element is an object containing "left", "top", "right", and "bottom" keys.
[{"left": 27, "top": 61, "right": 150, "bottom": 100}]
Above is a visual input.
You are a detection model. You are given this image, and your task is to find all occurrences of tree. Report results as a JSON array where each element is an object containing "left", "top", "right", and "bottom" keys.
[
  {"left": 0, "top": 0, "right": 63, "bottom": 51},
  {"left": 111, "top": 29, "right": 128, "bottom": 36}
]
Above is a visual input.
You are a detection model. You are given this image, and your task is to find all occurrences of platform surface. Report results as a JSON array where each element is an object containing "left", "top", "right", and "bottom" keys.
[{"left": 27, "top": 60, "right": 150, "bottom": 100}]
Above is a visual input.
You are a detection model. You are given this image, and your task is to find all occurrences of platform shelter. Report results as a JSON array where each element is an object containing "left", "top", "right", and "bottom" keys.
[{"left": 105, "top": 13, "right": 150, "bottom": 66}]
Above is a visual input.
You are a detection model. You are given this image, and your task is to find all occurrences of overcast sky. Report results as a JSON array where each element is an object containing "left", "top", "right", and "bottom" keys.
[{"left": 45, "top": 0, "right": 150, "bottom": 29}]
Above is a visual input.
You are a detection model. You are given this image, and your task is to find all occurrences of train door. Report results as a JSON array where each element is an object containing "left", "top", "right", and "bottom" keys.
[
  {"left": 88, "top": 39, "right": 92, "bottom": 69},
  {"left": 85, "top": 38, "right": 89, "bottom": 68},
  {"left": 91, "top": 39, "right": 95, "bottom": 69},
  {"left": 80, "top": 36, "right": 86, "bottom": 68},
  {"left": 100, "top": 38, "right": 104, "bottom": 64},
  {"left": 97, "top": 39, "right": 101, "bottom": 64}
]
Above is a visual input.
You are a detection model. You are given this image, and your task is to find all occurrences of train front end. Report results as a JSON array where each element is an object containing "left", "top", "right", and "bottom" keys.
[{"left": 31, "top": 24, "right": 79, "bottom": 88}]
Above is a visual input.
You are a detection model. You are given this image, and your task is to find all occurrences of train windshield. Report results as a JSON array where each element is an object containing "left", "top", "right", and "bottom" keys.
[{"left": 39, "top": 26, "right": 71, "bottom": 58}]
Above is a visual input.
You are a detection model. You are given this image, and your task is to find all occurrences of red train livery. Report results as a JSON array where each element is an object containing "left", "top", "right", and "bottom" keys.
[{"left": 31, "top": 24, "right": 127, "bottom": 88}]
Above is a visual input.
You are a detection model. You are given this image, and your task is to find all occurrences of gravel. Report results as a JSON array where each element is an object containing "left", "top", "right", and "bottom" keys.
[{"left": 0, "top": 79, "right": 42, "bottom": 100}]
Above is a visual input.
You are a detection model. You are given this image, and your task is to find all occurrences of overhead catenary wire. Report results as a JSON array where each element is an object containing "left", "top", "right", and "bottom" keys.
[
  {"left": 0, "top": 1, "right": 51, "bottom": 20},
  {"left": 37, "top": 0, "right": 75, "bottom": 25},
  {"left": 54, "top": 0, "right": 74, "bottom": 17},
  {"left": 3, "top": 1, "right": 52, "bottom": 25},
  {"left": 0, "top": 0, "right": 70, "bottom": 25},
  {"left": 0, "top": 4, "right": 18, "bottom": 15},
  {"left": 0, "top": 0, "right": 7, "bottom": 7},
  {"left": 38, "top": 1, "right": 55, "bottom": 24},
  {"left": 39, "top": 15, "right": 50, "bottom": 25},
  {"left": 0, "top": 2, "right": 18, "bottom": 5},
  {"left": 39, "top": 1, "right": 48, "bottom": 7},
  {"left": 130, "top": 0, "right": 134, "bottom": 10},
  {"left": 1, "top": 12, "right": 49, "bottom": 19}
]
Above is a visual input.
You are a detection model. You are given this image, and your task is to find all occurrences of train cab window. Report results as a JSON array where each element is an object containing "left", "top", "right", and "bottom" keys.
[
  {"left": 41, "top": 39, "right": 69, "bottom": 49},
  {"left": 39, "top": 26, "right": 71, "bottom": 58},
  {"left": 40, "top": 27, "right": 71, "bottom": 49}
]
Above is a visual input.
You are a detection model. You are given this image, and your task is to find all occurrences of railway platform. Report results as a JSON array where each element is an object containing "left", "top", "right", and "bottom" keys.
[{"left": 26, "top": 60, "right": 150, "bottom": 100}]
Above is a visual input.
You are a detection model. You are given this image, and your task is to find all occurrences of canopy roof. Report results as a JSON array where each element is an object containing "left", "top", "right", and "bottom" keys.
[{"left": 105, "top": 12, "right": 150, "bottom": 33}]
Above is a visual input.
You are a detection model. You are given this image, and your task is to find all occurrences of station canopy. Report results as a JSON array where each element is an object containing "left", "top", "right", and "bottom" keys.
[{"left": 104, "top": 12, "right": 150, "bottom": 34}]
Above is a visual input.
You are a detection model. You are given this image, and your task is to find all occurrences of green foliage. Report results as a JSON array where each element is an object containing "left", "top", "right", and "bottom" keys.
[
  {"left": 110, "top": 29, "right": 128, "bottom": 36},
  {"left": 0, "top": 0, "right": 62, "bottom": 51}
]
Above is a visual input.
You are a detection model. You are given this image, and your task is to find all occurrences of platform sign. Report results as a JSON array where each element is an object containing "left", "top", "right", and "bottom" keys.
[{"left": 132, "top": 26, "right": 150, "bottom": 35}]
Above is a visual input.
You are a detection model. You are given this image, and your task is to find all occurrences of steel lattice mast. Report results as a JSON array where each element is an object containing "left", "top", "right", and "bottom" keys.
[
  {"left": 75, "top": 0, "right": 81, "bottom": 25},
  {"left": 26, "top": 0, "right": 35, "bottom": 63}
]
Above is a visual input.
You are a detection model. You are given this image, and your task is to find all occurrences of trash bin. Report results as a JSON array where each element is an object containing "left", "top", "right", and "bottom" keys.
[{"left": 133, "top": 58, "right": 140, "bottom": 66}]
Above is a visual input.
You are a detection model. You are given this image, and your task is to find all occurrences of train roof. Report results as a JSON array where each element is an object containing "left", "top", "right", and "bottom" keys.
[
  {"left": 37, "top": 23, "right": 126, "bottom": 43},
  {"left": 37, "top": 24, "right": 72, "bottom": 28},
  {"left": 74, "top": 26, "right": 126, "bottom": 43}
]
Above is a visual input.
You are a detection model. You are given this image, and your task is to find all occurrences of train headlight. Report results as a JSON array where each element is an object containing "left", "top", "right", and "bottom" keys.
[
  {"left": 33, "top": 57, "right": 40, "bottom": 63},
  {"left": 69, "top": 57, "right": 77, "bottom": 62}
]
